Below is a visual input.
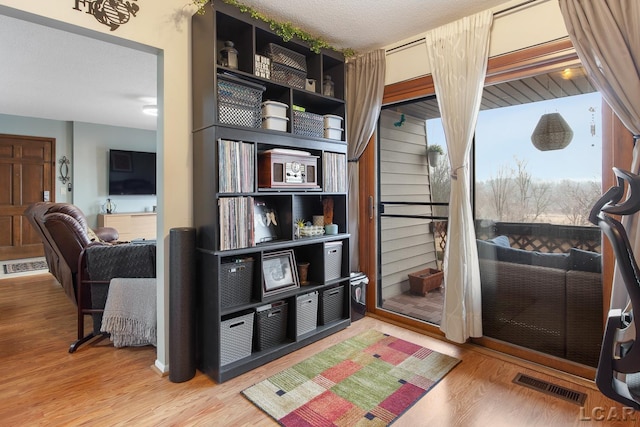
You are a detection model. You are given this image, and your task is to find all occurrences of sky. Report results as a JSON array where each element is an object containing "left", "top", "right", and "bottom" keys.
[{"left": 426, "top": 92, "right": 603, "bottom": 183}]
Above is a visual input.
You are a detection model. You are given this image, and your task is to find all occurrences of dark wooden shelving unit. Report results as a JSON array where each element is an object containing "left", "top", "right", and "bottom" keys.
[{"left": 192, "top": 1, "right": 350, "bottom": 383}]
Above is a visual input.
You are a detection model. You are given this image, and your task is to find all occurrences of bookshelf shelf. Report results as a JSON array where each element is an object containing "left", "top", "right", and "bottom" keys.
[{"left": 192, "top": 1, "right": 351, "bottom": 383}]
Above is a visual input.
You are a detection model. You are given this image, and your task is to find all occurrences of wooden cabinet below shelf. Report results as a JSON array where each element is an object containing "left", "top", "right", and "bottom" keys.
[{"left": 98, "top": 212, "right": 156, "bottom": 242}]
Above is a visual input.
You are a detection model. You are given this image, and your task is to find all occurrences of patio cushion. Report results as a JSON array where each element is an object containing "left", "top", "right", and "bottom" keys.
[
  {"left": 477, "top": 238, "right": 571, "bottom": 270},
  {"left": 569, "top": 248, "right": 602, "bottom": 273}
]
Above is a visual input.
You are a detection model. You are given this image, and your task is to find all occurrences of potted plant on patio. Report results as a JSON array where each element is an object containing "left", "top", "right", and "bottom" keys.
[
  {"left": 427, "top": 144, "right": 444, "bottom": 166},
  {"left": 408, "top": 268, "right": 444, "bottom": 296}
]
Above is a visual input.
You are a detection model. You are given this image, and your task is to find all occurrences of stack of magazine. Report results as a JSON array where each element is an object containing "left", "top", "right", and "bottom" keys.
[
  {"left": 218, "top": 139, "right": 254, "bottom": 193},
  {"left": 322, "top": 152, "right": 347, "bottom": 192},
  {"left": 219, "top": 196, "right": 254, "bottom": 250}
]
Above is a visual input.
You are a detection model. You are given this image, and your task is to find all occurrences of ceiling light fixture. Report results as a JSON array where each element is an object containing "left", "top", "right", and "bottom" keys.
[{"left": 142, "top": 105, "right": 158, "bottom": 116}]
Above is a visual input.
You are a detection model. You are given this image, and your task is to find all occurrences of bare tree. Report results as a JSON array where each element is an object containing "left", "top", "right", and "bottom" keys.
[
  {"left": 488, "top": 165, "right": 512, "bottom": 221},
  {"left": 513, "top": 158, "right": 532, "bottom": 221},
  {"left": 558, "top": 180, "right": 602, "bottom": 225},
  {"left": 430, "top": 154, "right": 450, "bottom": 217},
  {"left": 529, "top": 181, "right": 553, "bottom": 221}
]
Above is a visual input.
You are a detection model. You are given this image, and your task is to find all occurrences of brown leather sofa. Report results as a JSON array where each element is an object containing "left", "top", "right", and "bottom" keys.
[
  {"left": 24, "top": 202, "right": 155, "bottom": 352},
  {"left": 24, "top": 202, "right": 119, "bottom": 304}
]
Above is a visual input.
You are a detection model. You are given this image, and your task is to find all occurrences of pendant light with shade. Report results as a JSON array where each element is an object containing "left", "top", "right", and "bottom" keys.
[
  {"left": 531, "top": 112, "right": 574, "bottom": 151},
  {"left": 530, "top": 71, "right": 574, "bottom": 151}
]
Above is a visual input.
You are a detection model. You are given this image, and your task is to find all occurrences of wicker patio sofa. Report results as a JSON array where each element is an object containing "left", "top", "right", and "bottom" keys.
[{"left": 477, "top": 236, "right": 603, "bottom": 367}]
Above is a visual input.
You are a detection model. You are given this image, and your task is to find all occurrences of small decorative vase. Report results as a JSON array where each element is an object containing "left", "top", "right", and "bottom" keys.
[{"left": 297, "top": 262, "right": 310, "bottom": 285}]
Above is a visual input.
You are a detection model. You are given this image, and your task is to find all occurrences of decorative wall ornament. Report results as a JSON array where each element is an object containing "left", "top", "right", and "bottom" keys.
[
  {"left": 73, "top": 0, "right": 139, "bottom": 31},
  {"left": 58, "top": 156, "right": 71, "bottom": 185}
]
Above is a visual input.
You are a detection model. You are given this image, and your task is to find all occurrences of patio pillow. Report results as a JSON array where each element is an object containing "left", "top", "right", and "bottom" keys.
[
  {"left": 476, "top": 235, "right": 511, "bottom": 260},
  {"left": 569, "top": 248, "right": 602, "bottom": 273},
  {"left": 489, "top": 235, "right": 510, "bottom": 247}
]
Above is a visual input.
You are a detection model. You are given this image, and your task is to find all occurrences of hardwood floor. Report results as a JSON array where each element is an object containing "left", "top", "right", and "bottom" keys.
[{"left": 0, "top": 274, "right": 632, "bottom": 426}]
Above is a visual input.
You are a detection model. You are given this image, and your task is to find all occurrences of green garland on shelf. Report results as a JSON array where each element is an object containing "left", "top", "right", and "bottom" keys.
[{"left": 192, "top": 0, "right": 355, "bottom": 57}]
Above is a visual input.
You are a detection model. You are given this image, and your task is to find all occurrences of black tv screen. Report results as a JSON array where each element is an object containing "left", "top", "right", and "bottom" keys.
[{"left": 108, "top": 149, "right": 157, "bottom": 195}]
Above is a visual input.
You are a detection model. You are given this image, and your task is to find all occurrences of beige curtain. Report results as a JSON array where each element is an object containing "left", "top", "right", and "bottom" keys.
[
  {"left": 559, "top": 0, "right": 640, "bottom": 310},
  {"left": 346, "top": 49, "right": 386, "bottom": 271},
  {"left": 425, "top": 10, "right": 493, "bottom": 343}
]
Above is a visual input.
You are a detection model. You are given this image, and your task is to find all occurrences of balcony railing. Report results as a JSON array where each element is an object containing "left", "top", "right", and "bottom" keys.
[{"left": 431, "top": 220, "right": 601, "bottom": 255}]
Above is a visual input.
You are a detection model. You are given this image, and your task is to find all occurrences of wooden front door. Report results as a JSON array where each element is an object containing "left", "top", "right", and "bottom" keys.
[{"left": 0, "top": 134, "right": 55, "bottom": 261}]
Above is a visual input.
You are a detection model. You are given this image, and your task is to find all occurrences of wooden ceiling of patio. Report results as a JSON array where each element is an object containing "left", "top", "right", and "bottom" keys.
[{"left": 395, "top": 66, "right": 595, "bottom": 121}]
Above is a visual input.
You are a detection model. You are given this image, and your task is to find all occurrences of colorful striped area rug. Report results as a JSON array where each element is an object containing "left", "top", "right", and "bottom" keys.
[{"left": 242, "top": 329, "right": 460, "bottom": 426}]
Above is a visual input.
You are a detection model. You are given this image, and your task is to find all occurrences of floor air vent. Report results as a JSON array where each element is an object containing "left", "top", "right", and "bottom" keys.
[{"left": 513, "top": 373, "right": 587, "bottom": 405}]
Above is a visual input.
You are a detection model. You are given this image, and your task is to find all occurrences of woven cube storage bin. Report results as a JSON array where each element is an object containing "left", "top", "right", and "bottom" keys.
[
  {"left": 217, "top": 77, "right": 264, "bottom": 128},
  {"left": 320, "top": 286, "right": 344, "bottom": 325},
  {"left": 255, "top": 301, "right": 288, "bottom": 351},
  {"left": 220, "top": 311, "right": 254, "bottom": 366},
  {"left": 324, "top": 241, "right": 343, "bottom": 281},
  {"left": 296, "top": 291, "right": 318, "bottom": 336},
  {"left": 220, "top": 258, "right": 253, "bottom": 308}
]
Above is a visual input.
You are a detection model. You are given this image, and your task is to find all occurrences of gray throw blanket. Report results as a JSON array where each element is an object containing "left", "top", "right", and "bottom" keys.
[{"left": 101, "top": 278, "right": 157, "bottom": 347}]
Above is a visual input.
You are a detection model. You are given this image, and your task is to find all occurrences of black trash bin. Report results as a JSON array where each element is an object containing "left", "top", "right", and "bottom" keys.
[{"left": 350, "top": 272, "right": 368, "bottom": 321}]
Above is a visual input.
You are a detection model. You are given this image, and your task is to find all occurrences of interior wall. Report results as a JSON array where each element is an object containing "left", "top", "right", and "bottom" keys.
[
  {"left": 73, "top": 122, "right": 157, "bottom": 227},
  {"left": 0, "top": 113, "right": 73, "bottom": 204},
  {"left": 384, "top": 0, "right": 569, "bottom": 85}
]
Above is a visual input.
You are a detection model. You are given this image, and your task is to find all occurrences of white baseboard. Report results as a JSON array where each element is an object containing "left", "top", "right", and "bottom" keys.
[{"left": 152, "top": 359, "right": 169, "bottom": 377}]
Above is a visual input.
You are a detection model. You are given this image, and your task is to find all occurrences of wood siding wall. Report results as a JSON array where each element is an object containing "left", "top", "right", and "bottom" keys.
[{"left": 379, "top": 110, "right": 438, "bottom": 299}]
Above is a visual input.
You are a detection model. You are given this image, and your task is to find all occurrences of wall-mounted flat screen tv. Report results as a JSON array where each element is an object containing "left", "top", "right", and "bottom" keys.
[{"left": 108, "top": 149, "right": 157, "bottom": 195}]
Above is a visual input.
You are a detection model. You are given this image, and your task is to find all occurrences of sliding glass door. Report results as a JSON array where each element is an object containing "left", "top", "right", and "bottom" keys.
[{"left": 374, "top": 50, "right": 605, "bottom": 374}]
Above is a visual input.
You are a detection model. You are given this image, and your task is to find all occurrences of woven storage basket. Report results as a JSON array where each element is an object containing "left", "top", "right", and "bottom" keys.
[
  {"left": 293, "top": 110, "right": 324, "bottom": 138},
  {"left": 264, "top": 43, "right": 307, "bottom": 72},
  {"left": 270, "top": 62, "right": 306, "bottom": 89},
  {"left": 220, "top": 258, "right": 253, "bottom": 308},
  {"left": 255, "top": 301, "right": 288, "bottom": 351},
  {"left": 324, "top": 241, "right": 343, "bottom": 281},
  {"left": 319, "top": 286, "right": 344, "bottom": 325},
  {"left": 217, "top": 76, "right": 265, "bottom": 128},
  {"left": 220, "top": 311, "right": 254, "bottom": 366},
  {"left": 296, "top": 291, "right": 318, "bottom": 336}
]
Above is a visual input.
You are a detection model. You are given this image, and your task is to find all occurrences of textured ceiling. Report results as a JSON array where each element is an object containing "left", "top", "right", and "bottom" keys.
[
  {"left": 233, "top": 0, "right": 512, "bottom": 52},
  {"left": 0, "top": 0, "right": 513, "bottom": 131}
]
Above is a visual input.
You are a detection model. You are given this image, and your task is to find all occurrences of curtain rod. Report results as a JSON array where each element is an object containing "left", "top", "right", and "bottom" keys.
[{"left": 386, "top": 0, "right": 540, "bottom": 54}]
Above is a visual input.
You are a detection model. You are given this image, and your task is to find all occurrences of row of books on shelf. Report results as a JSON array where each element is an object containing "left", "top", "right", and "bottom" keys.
[{"left": 219, "top": 197, "right": 281, "bottom": 250}]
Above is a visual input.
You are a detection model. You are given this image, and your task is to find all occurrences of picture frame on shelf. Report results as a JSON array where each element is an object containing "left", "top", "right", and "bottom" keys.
[
  {"left": 253, "top": 198, "right": 280, "bottom": 244},
  {"left": 262, "top": 250, "right": 299, "bottom": 297}
]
